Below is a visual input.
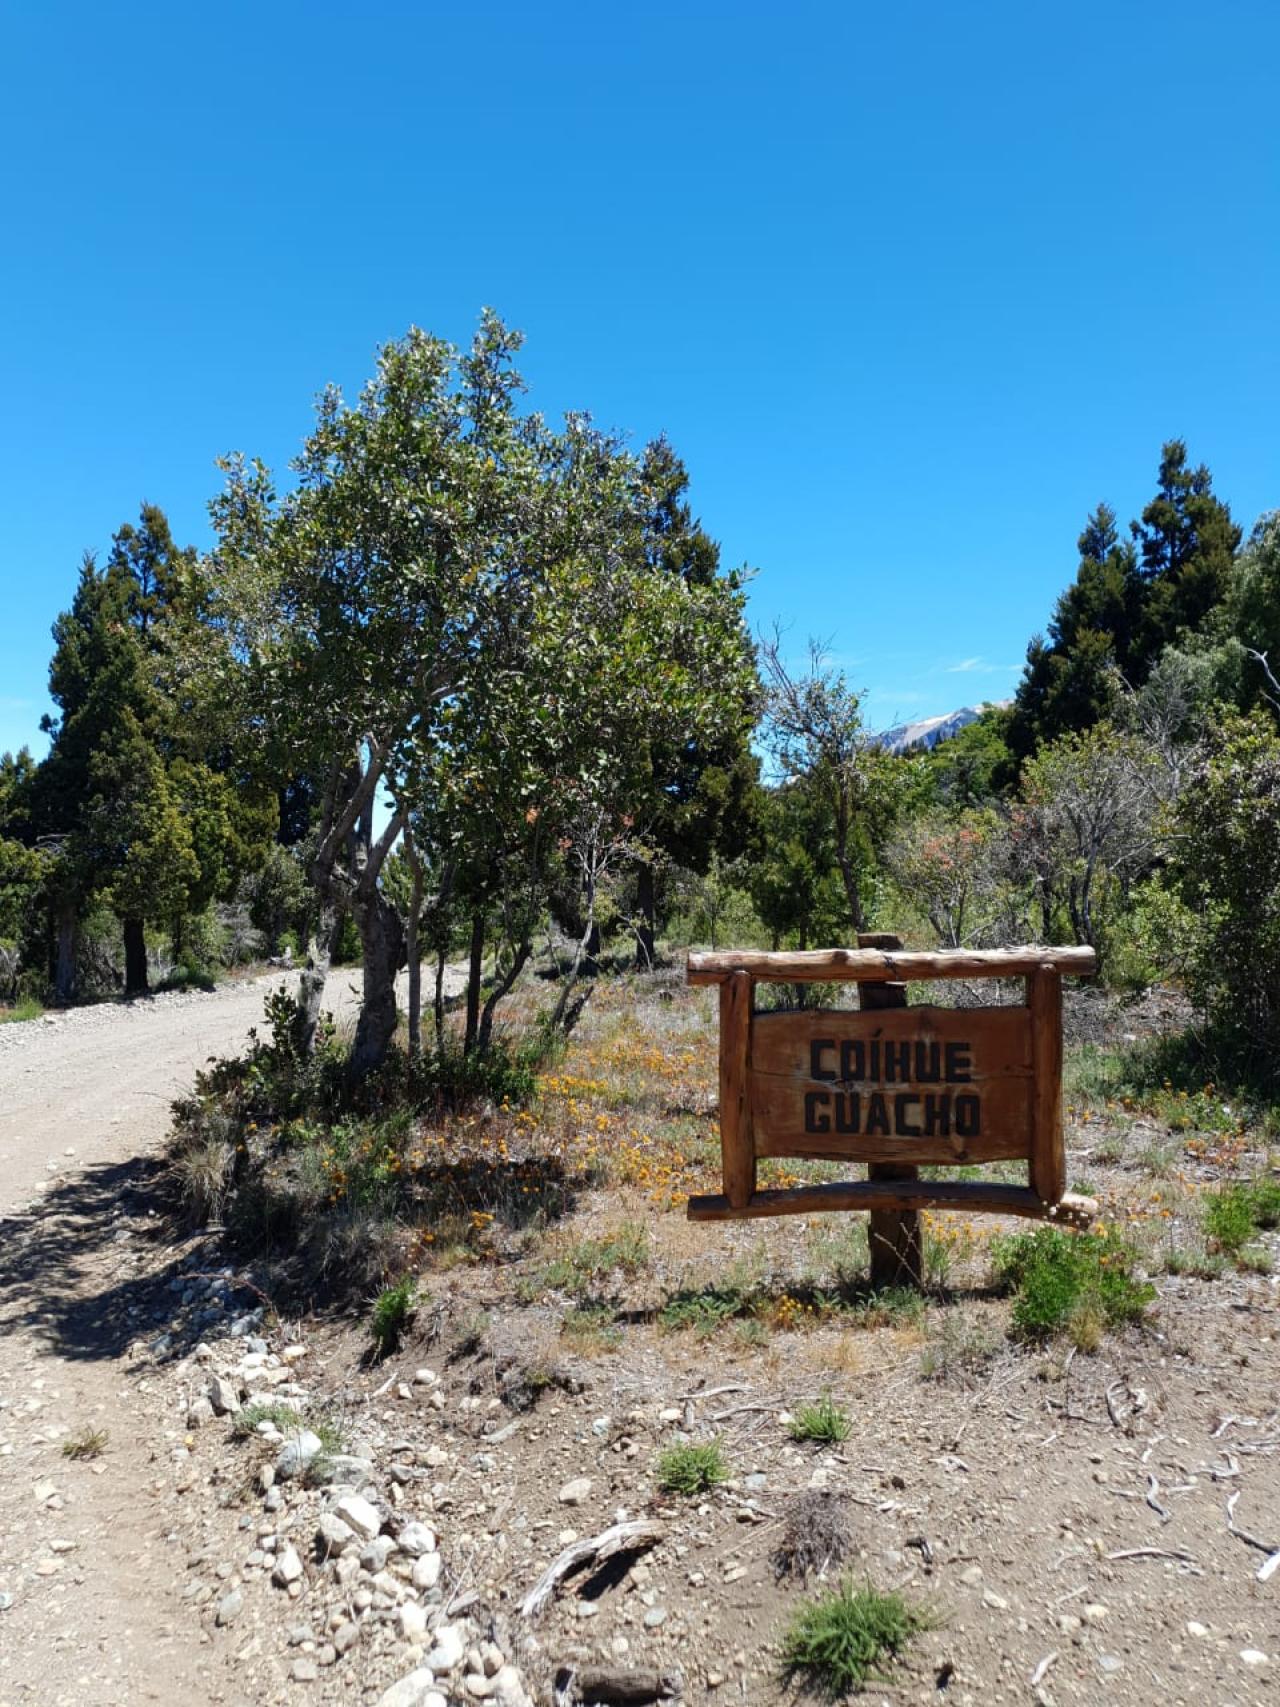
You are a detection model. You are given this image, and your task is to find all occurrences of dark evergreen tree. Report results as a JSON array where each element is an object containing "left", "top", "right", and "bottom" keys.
[
  {"left": 627, "top": 439, "right": 760, "bottom": 963},
  {"left": 1129, "top": 440, "right": 1241, "bottom": 671}
]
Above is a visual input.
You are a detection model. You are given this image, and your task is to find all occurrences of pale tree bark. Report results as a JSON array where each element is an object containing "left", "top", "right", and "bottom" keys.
[
  {"left": 403, "top": 831, "right": 425, "bottom": 1059},
  {"left": 295, "top": 898, "right": 337, "bottom": 1055}
]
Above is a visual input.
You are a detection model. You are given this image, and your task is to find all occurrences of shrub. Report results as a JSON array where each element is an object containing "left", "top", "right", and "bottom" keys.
[
  {"left": 656, "top": 1440, "right": 729, "bottom": 1496},
  {"left": 993, "top": 1226, "right": 1154, "bottom": 1345},
  {"left": 774, "top": 1491, "right": 856, "bottom": 1581},
  {"left": 1204, "top": 1186, "right": 1257, "bottom": 1253},
  {"left": 780, "top": 1579, "right": 931, "bottom": 1694},
  {"left": 788, "top": 1394, "right": 852, "bottom": 1444},
  {"left": 370, "top": 1275, "right": 417, "bottom": 1358},
  {"left": 1164, "top": 713, "right": 1280, "bottom": 1066}
]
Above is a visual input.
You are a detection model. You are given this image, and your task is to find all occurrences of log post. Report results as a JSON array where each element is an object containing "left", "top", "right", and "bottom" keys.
[
  {"left": 719, "top": 970, "right": 755, "bottom": 1211},
  {"left": 860, "top": 933, "right": 923, "bottom": 1289},
  {"left": 1028, "top": 962, "right": 1065, "bottom": 1203}
]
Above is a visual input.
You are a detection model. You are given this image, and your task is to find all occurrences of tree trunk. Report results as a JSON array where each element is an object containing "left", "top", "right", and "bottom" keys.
[
  {"left": 465, "top": 911, "right": 484, "bottom": 1055},
  {"left": 295, "top": 900, "right": 337, "bottom": 1055},
  {"left": 635, "top": 861, "right": 656, "bottom": 969},
  {"left": 478, "top": 940, "right": 533, "bottom": 1053},
  {"left": 54, "top": 901, "right": 78, "bottom": 1003},
  {"left": 123, "top": 917, "right": 148, "bottom": 996},
  {"left": 349, "top": 884, "right": 406, "bottom": 1078},
  {"left": 434, "top": 946, "right": 447, "bottom": 1049},
  {"left": 406, "top": 865, "right": 423, "bottom": 1061}
]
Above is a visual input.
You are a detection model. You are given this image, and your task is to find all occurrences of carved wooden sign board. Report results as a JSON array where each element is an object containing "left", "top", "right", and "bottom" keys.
[{"left": 686, "top": 942, "right": 1098, "bottom": 1232}]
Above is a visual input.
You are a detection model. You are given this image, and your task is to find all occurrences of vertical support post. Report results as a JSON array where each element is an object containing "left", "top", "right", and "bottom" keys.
[
  {"left": 719, "top": 970, "right": 755, "bottom": 1211},
  {"left": 1028, "top": 962, "right": 1065, "bottom": 1203},
  {"left": 860, "top": 933, "right": 923, "bottom": 1289}
]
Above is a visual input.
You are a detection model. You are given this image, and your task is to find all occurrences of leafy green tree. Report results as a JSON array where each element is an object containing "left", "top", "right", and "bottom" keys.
[
  {"left": 1016, "top": 724, "right": 1159, "bottom": 956},
  {"left": 1162, "top": 712, "right": 1280, "bottom": 1063},
  {"left": 205, "top": 313, "right": 756, "bottom": 1072},
  {"left": 747, "top": 780, "right": 848, "bottom": 953},
  {"left": 926, "top": 703, "right": 1016, "bottom": 805},
  {"left": 36, "top": 508, "right": 265, "bottom": 995},
  {"left": 0, "top": 751, "right": 44, "bottom": 993},
  {"left": 627, "top": 439, "right": 760, "bottom": 962},
  {"left": 759, "top": 638, "right": 903, "bottom": 934}
]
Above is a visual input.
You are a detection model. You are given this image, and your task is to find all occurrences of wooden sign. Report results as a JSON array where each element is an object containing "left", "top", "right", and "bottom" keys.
[{"left": 686, "top": 942, "right": 1097, "bottom": 1259}]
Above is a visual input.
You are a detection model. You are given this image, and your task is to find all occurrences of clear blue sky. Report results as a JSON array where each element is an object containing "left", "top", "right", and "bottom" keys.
[{"left": 2, "top": 1, "right": 1277, "bottom": 757}]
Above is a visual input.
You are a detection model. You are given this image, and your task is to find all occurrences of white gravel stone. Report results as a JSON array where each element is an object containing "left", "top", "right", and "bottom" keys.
[
  {"left": 412, "top": 1552, "right": 442, "bottom": 1591},
  {"left": 316, "top": 1513, "right": 356, "bottom": 1556},
  {"left": 425, "top": 1623, "right": 465, "bottom": 1672},
  {"left": 398, "top": 1521, "right": 437, "bottom": 1557},
  {"left": 276, "top": 1430, "right": 323, "bottom": 1480},
  {"left": 272, "top": 1545, "right": 304, "bottom": 1587},
  {"left": 397, "top": 1602, "right": 429, "bottom": 1641},
  {"left": 207, "top": 1375, "right": 241, "bottom": 1416},
  {"left": 376, "top": 1669, "right": 440, "bottom": 1707},
  {"left": 334, "top": 1494, "right": 382, "bottom": 1541},
  {"left": 558, "top": 1477, "right": 592, "bottom": 1505}
]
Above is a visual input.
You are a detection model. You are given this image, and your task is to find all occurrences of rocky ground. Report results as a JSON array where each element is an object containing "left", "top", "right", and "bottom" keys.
[{"left": 1, "top": 973, "right": 1278, "bottom": 1707}]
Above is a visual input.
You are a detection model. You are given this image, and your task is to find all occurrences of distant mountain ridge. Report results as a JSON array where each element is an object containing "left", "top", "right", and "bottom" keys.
[{"left": 874, "top": 701, "right": 1008, "bottom": 754}]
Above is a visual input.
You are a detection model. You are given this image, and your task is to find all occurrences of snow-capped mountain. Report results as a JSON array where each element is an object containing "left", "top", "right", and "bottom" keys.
[{"left": 874, "top": 702, "right": 1008, "bottom": 754}]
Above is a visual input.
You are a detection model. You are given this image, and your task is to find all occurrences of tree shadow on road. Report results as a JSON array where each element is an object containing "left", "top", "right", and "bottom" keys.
[{"left": 0, "top": 1156, "right": 240, "bottom": 1366}]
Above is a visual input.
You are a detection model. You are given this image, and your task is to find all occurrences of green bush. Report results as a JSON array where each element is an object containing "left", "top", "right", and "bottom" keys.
[
  {"left": 656, "top": 1439, "right": 729, "bottom": 1496},
  {"left": 788, "top": 1394, "right": 851, "bottom": 1444},
  {"left": 370, "top": 1275, "right": 417, "bottom": 1358},
  {"left": 780, "top": 1579, "right": 931, "bottom": 1695},
  {"left": 1204, "top": 1186, "right": 1258, "bottom": 1253},
  {"left": 993, "top": 1226, "right": 1154, "bottom": 1346}
]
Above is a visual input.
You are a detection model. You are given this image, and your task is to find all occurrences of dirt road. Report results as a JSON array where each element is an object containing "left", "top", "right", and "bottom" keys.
[{"left": 0, "top": 969, "right": 454, "bottom": 1707}]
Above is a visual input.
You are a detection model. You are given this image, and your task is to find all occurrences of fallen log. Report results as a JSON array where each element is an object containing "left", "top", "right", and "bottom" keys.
[{"left": 520, "top": 1519, "right": 665, "bottom": 1619}]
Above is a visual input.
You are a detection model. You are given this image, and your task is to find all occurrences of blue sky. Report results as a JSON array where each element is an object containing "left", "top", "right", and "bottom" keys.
[{"left": 2, "top": 1, "right": 1277, "bottom": 757}]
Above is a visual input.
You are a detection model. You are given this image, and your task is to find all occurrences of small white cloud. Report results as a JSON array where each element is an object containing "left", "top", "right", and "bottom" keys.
[{"left": 944, "top": 658, "right": 1020, "bottom": 676}]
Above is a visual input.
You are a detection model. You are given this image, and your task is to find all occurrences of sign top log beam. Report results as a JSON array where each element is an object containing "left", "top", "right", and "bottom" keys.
[{"left": 687, "top": 946, "right": 1097, "bottom": 987}]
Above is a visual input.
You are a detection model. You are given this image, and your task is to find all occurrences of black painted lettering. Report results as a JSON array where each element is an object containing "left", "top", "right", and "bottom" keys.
[
  {"left": 922, "top": 1093, "right": 951, "bottom": 1136},
  {"left": 955, "top": 1093, "right": 980, "bottom": 1137},
  {"left": 866, "top": 1092, "right": 890, "bottom": 1135},
  {"left": 885, "top": 1041, "right": 911, "bottom": 1081},
  {"left": 838, "top": 1039, "right": 865, "bottom": 1082},
  {"left": 945, "top": 1042, "right": 973, "bottom": 1083},
  {"left": 810, "top": 1039, "right": 836, "bottom": 1081},
  {"left": 914, "top": 1041, "right": 942, "bottom": 1082},
  {"left": 894, "top": 1093, "right": 921, "bottom": 1135},
  {"left": 804, "top": 1091, "right": 831, "bottom": 1133},
  {"left": 834, "top": 1092, "right": 861, "bottom": 1133}
]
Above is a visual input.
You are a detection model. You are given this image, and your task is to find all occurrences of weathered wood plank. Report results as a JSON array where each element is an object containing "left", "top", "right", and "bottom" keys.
[
  {"left": 860, "top": 944, "right": 921, "bottom": 1287},
  {"left": 751, "top": 1004, "right": 1033, "bottom": 1080},
  {"left": 687, "top": 945, "right": 1097, "bottom": 986},
  {"left": 686, "top": 1181, "right": 1097, "bottom": 1226},
  {"left": 1028, "top": 963, "right": 1065, "bottom": 1203},
  {"left": 719, "top": 970, "right": 755, "bottom": 1211},
  {"left": 750, "top": 1003, "right": 1032, "bottom": 1165}
]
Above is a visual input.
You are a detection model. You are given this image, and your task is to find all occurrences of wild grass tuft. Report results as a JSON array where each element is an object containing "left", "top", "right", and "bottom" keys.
[
  {"left": 788, "top": 1394, "right": 852, "bottom": 1444},
  {"left": 61, "top": 1425, "right": 109, "bottom": 1460},
  {"left": 656, "top": 1439, "right": 729, "bottom": 1496},
  {"left": 780, "top": 1578, "right": 932, "bottom": 1694}
]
